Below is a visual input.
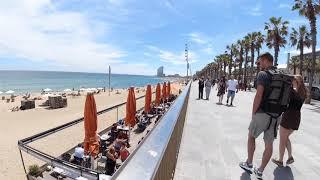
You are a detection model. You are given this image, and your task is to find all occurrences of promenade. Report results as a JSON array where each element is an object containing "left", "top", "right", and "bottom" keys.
[{"left": 174, "top": 82, "right": 320, "bottom": 180}]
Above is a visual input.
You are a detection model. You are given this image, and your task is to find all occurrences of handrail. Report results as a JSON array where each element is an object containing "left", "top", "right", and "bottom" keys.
[{"left": 112, "top": 82, "right": 191, "bottom": 180}]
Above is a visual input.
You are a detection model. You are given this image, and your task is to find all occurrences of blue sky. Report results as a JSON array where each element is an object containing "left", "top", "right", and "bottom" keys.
[{"left": 0, "top": 0, "right": 319, "bottom": 75}]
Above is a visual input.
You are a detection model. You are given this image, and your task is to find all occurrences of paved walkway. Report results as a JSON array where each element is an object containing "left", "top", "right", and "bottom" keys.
[{"left": 174, "top": 81, "right": 320, "bottom": 180}]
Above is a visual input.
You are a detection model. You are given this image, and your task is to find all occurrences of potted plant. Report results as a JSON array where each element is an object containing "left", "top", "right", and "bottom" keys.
[{"left": 27, "top": 164, "right": 43, "bottom": 180}]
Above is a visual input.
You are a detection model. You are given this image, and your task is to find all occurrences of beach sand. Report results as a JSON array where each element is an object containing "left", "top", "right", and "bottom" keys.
[{"left": 0, "top": 83, "right": 183, "bottom": 180}]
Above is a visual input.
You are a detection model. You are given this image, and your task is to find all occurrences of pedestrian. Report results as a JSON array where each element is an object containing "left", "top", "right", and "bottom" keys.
[
  {"left": 198, "top": 77, "right": 204, "bottom": 99},
  {"left": 205, "top": 78, "right": 212, "bottom": 100},
  {"left": 271, "top": 75, "right": 306, "bottom": 167},
  {"left": 239, "top": 52, "right": 282, "bottom": 179},
  {"left": 216, "top": 77, "right": 226, "bottom": 104},
  {"left": 226, "top": 75, "right": 238, "bottom": 106}
]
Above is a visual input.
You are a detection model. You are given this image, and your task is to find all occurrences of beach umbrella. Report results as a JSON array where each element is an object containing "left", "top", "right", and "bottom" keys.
[
  {"left": 144, "top": 85, "right": 152, "bottom": 113},
  {"left": 44, "top": 88, "right": 52, "bottom": 92},
  {"left": 97, "top": 87, "right": 104, "bottom": 90},
  {"left": 79, "top": 88, "right": 86, "bottom": 91},
  {"left": 125, "top": 87, "right": 136, "bottom": 127},
  {"left": 83, "top": 93, "right": 100, "bottom": 157},
  {"left": 0, "top": 91, "right": 3, "bottom": 95},
  {"left": 64, "top": 89, "right": 72, "bottom": 92},
  {"left": 155, "top": 83, "right": 161, "bottom": 106},
  {"left": 167, "top": 81, "right": 171, "bottom": 98},
  {"left": 5, "top": 90, "right": 15, "bottom": 94},
  {"left": 162, "top": 82, "right": 167, "bottom": 100}
]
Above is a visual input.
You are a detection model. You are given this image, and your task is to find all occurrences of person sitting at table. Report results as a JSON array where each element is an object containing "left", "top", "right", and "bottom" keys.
[
  {"left": 74, "top": 144, "right": 84, "bottom": 165},
  {"left": 114, "top": 138, "right": 124, "bottom": 153},
  {"left": 118, "top": 131, "right": 129, "bottom": 147},
  {"left": 120, "top": 143, "right": 130, "bottom": 162},
  {"left": 105, "top": 147, "right": 118, "bottom": 175},
  {"left": 110, "top": 123, "right": 118, "bottom": 140}
]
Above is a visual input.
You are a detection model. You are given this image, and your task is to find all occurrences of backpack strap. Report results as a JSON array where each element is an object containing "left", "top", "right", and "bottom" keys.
[{"left": 266, "top": 113, "right": 281, "bottom": 138}]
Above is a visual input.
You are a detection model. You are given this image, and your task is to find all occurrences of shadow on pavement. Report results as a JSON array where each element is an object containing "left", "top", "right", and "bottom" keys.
[
  {"left": 240, "top": 172, "right": 251, "bottom": 180},
  {"left": 273, "top": 166, "right": 294, "bottom": 180}
]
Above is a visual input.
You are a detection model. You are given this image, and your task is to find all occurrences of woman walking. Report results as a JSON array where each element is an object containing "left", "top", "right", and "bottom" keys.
[
  {"left": 272, "top": 75, "right": 306, "bottom": 167},
  {"left": 205, "top": 78, "right": 212, "bottom": 100},
  {"left": 217, "top": 77, "right": 226, "bottom": 104}
]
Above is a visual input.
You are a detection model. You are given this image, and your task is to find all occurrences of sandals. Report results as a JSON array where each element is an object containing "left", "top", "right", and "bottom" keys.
[
  {"left": 286, "top": 157, "right": 295, "bottom": 165},
  {"left": 272, "top": 156, "right": 295, "bottom": 167},
  {"left": 271, "top": 158, "right": 283, "bottom": 167}
]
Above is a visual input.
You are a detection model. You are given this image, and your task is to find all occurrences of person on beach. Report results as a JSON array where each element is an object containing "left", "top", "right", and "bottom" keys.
[
  {"left": 239, "top": 53, "right": 280, "bottom": 179},
  {"left": 74, "top": 144, "right": 84, "bottom": 165},
  {"left": 217, "top": 77, "right": 226, "bottom": 104},
  {"left": 205, "top": 78, "right": 212, "bottom": 100},
  {"left": 226, "top": 75, "right": 238, "bottom": 106},
  {"left": 198, "top": 77, "right": 204, "bottom": 99},
  {"left": 271, "top": 75, "right": 306, "bottom": 167}
]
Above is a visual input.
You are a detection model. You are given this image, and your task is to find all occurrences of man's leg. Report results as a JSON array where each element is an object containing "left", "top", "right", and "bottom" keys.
[
  {"left": 247, "top": 132, "right": 256, "bottom": 164},
  {"left": 231, "top": 92, "right": 235, "bottom": 105},
  {"left": 259, "top": 141, "right": 273, "bottom": 172},
  {"left": 198, "top": 88, "right": 201, "bottom": 99}
]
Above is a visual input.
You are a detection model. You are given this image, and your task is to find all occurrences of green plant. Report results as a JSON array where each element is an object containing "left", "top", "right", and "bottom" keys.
[{"left": 28, "top": 164, "right": 42, "bottom": 177}]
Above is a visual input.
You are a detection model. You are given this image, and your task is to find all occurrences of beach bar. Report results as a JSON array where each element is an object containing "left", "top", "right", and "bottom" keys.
[{"left": 18, "top": 82, "right": 190, "bottom": 180}]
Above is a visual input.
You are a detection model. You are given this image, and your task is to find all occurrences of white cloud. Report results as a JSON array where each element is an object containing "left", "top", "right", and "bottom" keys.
[
  {"left": 146, "top": 45, "right": 198, "bottom": 65},
  {"left": 0, "top": 0, "right": 126, "bottom": 71},
  {"left": 187, "top": 32, "right": 208, "bottom": 45},
  {"left": 278, "top": 3, "right": 291, "bottom": 9},
  {"left": 246, "top": 3, "right": 263, "bottom": 16}
]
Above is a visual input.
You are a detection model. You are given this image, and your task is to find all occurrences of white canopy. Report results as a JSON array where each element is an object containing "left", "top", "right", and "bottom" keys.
[
  {"left": 63, "top": 89, "right": 72, "bottom": 92},
  {"left": 5, "top": 90, "right": 15, "bottom": 94},
  {"left": 79, "top": 88, "right": 86, "bottom": 91},
  {"left": 44, "top": 88, "right": 52, "bottom": 92},
  {"left": 97, "top": 87, "right": 104, "bottom": 90},
  {"left": 0, "top": 91, "right": 3, "bottom": 94}
]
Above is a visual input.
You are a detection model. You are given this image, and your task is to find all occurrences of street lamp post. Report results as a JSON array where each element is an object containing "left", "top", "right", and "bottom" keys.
[{"left": 185, "top": 43, "right": 189, "bottom": 81}]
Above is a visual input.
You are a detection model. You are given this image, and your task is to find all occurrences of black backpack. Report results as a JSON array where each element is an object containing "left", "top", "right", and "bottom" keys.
[{"left": 261, "top": 68, "right": 294, "bottom": 115}]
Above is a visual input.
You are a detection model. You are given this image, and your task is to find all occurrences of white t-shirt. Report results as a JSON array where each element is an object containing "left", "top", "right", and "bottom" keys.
[
  {"left": 227, "top": 80, "right": 238, "bottom": 91},
  {"left": 74, "top": 147, "right": 84, "bottom": 159}
]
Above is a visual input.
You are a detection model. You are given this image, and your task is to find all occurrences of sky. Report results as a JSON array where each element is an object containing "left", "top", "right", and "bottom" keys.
[{"left": 0, "top": 0, "right": 319, "bottom": 76}]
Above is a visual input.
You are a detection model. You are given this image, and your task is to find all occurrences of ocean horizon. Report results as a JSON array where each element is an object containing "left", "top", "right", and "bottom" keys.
[{"left": 0, "top": 70, "right": 168, "bottom": 94}]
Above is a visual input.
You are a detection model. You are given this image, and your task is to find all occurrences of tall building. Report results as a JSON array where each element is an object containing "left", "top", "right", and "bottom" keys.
[{"left": 157, "top": 66, "right": 165, "bottom": 77}]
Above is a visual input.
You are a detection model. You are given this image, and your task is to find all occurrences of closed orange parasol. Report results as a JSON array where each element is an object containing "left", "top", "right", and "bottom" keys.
[
  {"left": 167, "top": 81, "right": 171, "bottom": 98},
  {"left": 125, "top": 87, "right": 136, "bottom": 127},
  {"left": 144, "top": 84, "right": 152, "bottom": 113},
  {"left": 162, "top": 82, "right": 167, "bottom": 100},
  {"left": 83, "top": 93, "right": 99, "bottom": 157},
  {"left": 155, "top": 83, "right": 161, "bottom": 106}
]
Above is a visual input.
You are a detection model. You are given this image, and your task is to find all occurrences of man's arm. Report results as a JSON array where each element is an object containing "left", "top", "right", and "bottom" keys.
[{"left": 252, "top": 84, "right": 264, "bottom": 114}]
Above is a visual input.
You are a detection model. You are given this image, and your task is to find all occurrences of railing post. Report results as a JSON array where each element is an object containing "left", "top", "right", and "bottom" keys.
[{"left": 116, "top": 107, "right": 119, "bottom": 122}]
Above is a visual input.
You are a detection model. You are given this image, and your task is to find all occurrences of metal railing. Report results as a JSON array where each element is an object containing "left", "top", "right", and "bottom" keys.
[
  {"left": 112, "top": 82, "right": 191, "bottom": 180},
  {"left": 18, "top": 94, "right": 148, "bottom": 179}
]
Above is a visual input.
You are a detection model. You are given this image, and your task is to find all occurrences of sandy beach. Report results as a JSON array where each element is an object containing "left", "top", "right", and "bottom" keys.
[{"left": 0, "top": 83, "right": 183, "bottom": 180}]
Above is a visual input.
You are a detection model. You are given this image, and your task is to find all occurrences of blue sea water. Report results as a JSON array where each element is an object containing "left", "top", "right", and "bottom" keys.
[{"left": 0, "top": 70, "right": 166, "bottom": 94}]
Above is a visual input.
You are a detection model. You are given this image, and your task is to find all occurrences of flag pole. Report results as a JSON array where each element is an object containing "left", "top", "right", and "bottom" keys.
[{"left": 109, "top": 65, "right": 111, "bottom": 96}]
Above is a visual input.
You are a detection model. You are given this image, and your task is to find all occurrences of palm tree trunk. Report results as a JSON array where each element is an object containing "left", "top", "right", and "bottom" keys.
[
  {"left": 250, "top": 46, "right": 255, "bottom": 82},
  {"left": 244, "top": 51, "right": 248, "bottom": 81},
  {"left": 229, "top": 52, "right": 233, "bottom": 75},
  {"left": 274, "top": 45, "right": 279, "bottom": 67},
  {"left": 306, "top": 20, "right": 317, "bottom": 104},
  {"left": 299, "top": 41, "right": 304, "bottom": 75}
]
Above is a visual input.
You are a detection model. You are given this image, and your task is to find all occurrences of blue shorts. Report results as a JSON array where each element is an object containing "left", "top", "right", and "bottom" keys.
[{"left": 227, "top": 90, "right": 235, "bottom": 98}]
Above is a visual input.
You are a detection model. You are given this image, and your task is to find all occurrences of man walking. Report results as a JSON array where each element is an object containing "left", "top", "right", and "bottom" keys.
[
  {"left": 239, "top": 53, "right": 280, "bottom": 179},
  {"left": 226, "top": 75, "right": 238, "bottom": 106},
  {"left": 198, "top": 77, "right": 204, "bottom": 99}
]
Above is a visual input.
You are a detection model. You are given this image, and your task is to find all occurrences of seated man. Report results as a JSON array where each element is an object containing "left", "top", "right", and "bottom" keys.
[{"left": 74, "top": 144, "right": 84, "bottom": 165}]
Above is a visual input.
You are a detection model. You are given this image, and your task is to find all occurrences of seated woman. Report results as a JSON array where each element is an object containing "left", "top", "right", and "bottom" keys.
[
  {"left": 119, "top": 143, "right": 130, "bottom": 162},
  {"left": 105, "top": 147, "right": 118, "bottom": 175}
]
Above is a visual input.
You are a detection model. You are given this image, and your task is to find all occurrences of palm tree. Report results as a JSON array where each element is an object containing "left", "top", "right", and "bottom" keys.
[
  {"left": 226, "top": 44, "right": 238, "bottom": 76},
  {"left": 243, "top": 35, "right": 251, "bottom": 82},
  {"left": 290, "top": 25, "right": 311, "bottom": 75},
  {"left": 293, "top": 0, "right": 320, "bottom": 104},
  {"left": 248, "top": 32, "right": 258, "bottom": 81},
  {"left": 237, "top": 39, "right": 245, "bottom": 80},
  {"left": 289, "top": 57, "right": 299, "bottom": 74},
  {"left": 255, "top": 32, "right": 265, "bottom": 57},
  {"left": 265, "top": 17, "right": 289, "bottom": 66}
]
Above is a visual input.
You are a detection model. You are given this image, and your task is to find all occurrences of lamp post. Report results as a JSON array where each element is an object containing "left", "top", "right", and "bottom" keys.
[{"left": 185, "top": 43, "right": 189, "bottom": 81}]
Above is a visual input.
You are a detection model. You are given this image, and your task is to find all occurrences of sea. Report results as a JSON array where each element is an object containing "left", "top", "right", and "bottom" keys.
[{"left": 0, "top": 70, "right": 167, "bottom": 94}]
